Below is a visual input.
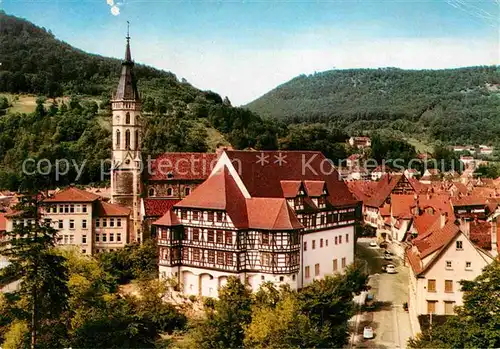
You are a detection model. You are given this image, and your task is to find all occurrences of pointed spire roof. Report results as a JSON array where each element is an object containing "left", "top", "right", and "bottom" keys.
[{"left": 114, "top": 23, "right": 140, "bottom": 101}]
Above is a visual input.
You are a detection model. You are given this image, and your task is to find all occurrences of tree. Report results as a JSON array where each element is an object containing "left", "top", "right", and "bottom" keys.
[
  {"left": 187, "top": 276, "right": 252, "bottom": 348},
  {"left": 408, "top": 259, "right": 500, "bottom": 348},
  {"left": 0, "top": 195, "right": 69, "bottom": 349}
]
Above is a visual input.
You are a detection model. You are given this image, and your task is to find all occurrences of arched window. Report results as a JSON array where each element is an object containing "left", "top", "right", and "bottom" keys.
[
  {"left": 185, "top": 187, "right": 191, "bottom": 196},
  {"left": 148, "top": 188, "right": 155, "bottom": 197},
  {"left": 125, "top": 130, "right": 131, "bottom": 149},
  {"left": 135, "top": 130, "right": 139, "bottom": 150},
  {"left": 126, "top": 112, "right": 131, "bottom": 124},
  {"left": 116, "top": 130, "right": 121, "bottom": 149},
  {"left": 167, "top": 188, "right": 173, "bottom": 196}
]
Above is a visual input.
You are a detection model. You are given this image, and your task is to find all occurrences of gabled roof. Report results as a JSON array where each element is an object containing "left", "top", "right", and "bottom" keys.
[
  {"left": 95, "top": 201, "right": 130, "bottom": 217},
  {"left": 303, "top": 180, "right": 326, "bottom": 197},
  {"left": 345, "top": 180, "right": 377, "bottom": 202},
  {"left": 148, "top": 152, "right": 217, "bottom": 181},
  {"left": 391, "top": 194, "right": 416, "bottom": 219},
  {"left": 154, "top": 209, "right": 181, "bottom": 226},
  {"left": 246, "top": 198, "right": 303, "bottom": 230},
  {"left": 175, "top": 166, "right": 248, "bottom": 228},
  {"left": 413, "top": 212, "right": 441, "bottom": 236},
  {"left": 224, "top": 150, "right": 357, "bottom": 206},
  {"left": 143, "top": 198, "right": 180, "bottom": 217},
  {"left": 43, "top": 186, "right": 100, "bottom": 203},
  {"left": 365, "top": 174, "right": 415, "bottom": 208},
  {"left": 413, "top": 220, "right": 460, "bottom": 259},
  {"left": 280, "top": 180, "right": 302, "bottom": 198}
]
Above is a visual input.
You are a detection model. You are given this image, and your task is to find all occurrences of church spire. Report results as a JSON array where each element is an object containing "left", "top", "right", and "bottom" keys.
[{"left": 114, "top": 21, "right": 139, "bottom": 101}]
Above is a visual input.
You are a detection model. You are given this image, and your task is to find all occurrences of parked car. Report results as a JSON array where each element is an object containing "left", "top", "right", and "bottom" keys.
[
  {"left": 363, "top": 326, "right": 374, "bottom": 339},
  {"left": 384, "top": 250, "right": 393, "bottom": 255},
  {"left": 379, "top": 241, "right": 388, "bottom": 248},
  {"left": 386, "top": 264, "right": 396, "bottom": 274},
  {"left": 369, "top": 241, "right": 378, "bottom": 247},
  {"left": 384, "top": 254, "right": 392, "bottom": 260}
]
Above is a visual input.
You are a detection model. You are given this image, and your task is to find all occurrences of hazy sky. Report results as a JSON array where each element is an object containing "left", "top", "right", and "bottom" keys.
[{"left": 2, "top": 0, "right": 499, "bottom": 105}]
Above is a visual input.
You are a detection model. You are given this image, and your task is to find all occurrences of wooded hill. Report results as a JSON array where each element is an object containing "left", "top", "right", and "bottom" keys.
[{"left": 246, "top": 67, "right": 500, "bottom": 145}]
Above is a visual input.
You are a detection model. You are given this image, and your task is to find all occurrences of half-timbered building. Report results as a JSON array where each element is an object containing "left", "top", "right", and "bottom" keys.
[{"left": 154, "top": 150, "right": 360, "bottom": 296}]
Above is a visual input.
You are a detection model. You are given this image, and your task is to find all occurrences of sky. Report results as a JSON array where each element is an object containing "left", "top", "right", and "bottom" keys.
[{"left": 1, "top": 0, "right": 499, "bottom": 105}]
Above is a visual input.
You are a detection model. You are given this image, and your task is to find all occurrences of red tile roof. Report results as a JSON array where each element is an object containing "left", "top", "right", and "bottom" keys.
[
  {"left": 413, "top": 220, "right": 460, "bottom": 258},
  {"left": 154, "top": 209, "right": 181, "bottom": 226},
  {"left": 246, "top": 198, "right": 303, "bottom": 230},
  {"left": 143, "top": 198, "right": 180, "bottom": 217},
  {"left": 469, "top": 220, "right": 492, "bottom": 250},
  {"left": 345, "top": 180, "right": 377, "bottom": 202},
  {"left": 224, "top": 150, "right": 358, "bottom": 206},
  {"left": 43, "top": 186, "right": 100, "bottom": 203},
  {"left": 413, "top": 212, "right": 441, "bottom": 236},
  {"left": 391, "top": 194, "right": 416, "bottom": 219},
  {"left": 280, "top": 180, "right": 302, "bottom": 198},
  {"left": 175, "top": 166, "right": 249, "bottom": 228},
  {"left": 0, "top": 212, "right": 6, "bottom": 232},
  {"left": 303, "top": 180, "right": 325, "bottom": 197},
  {"left": 95, "top": 201, "right": 130, "bottom": 217},
  {"left": 148, "top": 152, "right": 217, "bottom": 181},
  {"left": 365, "top": 174, "right": 416, "bottom": 208},
  {"left": 452, "top": 195, "right": 489, "bottom": 207}
]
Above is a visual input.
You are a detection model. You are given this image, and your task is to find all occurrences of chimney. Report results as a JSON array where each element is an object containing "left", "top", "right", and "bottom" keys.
[
  {"left": 459, "top": 219, "right": 470, "bottom": 238},
  {"left": 440, "top": 212, "right": 447, "bottom": 229},
  {"left": 491, "top": 218, "right": 498, "bottom": 258}
]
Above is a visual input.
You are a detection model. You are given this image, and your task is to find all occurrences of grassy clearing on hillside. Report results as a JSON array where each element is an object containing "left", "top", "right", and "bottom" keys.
[
  {"left": 2, "top": 93, "right": 102, "bottom": 114},
  {"left": 405, "top": 138, "right": 433, "bottom": 154}
]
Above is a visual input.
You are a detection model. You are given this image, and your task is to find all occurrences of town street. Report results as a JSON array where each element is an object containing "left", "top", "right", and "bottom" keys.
[{"left": 351, "top": 239, "right": 414, "bottom": 349}]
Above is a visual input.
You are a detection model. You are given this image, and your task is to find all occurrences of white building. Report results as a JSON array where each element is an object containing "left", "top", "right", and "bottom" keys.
[
  {"left": 406, "top": 220, "right": 496, "bottom": 316},
  {"left": 154, "top": 150, "right": 360, "bottom": 296}
]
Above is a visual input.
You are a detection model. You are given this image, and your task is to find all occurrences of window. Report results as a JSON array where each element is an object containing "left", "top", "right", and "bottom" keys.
[
  {"left": 69, "top": 235, "right": 74, "bottom": 244},
  {"left": 339, "top": 235, "right": 342, "bottom": 244},
  {"left": 82, "top": 205, "right": 87, "bottom": 213},
  {"left": 192, "top": 229, "right": 199, "bottom": 241},
  {"left": 208, "top": 211, "right": 214, "bottom": 221},
  {"left": 225, "top": 231, "right": 232, "bottom": 245},
  {"left": 465, "top": 261, "right": 472, "bottom": 270},
  {"left": 192, "top": 211, "right": 199, "bottom": 220},
  {"left": 305, "top": 266, "right": 310, "bottom": 279},
  {"left": 333, "top": 259, "right": 338, "bottom": 271},
  {"left": 292, "top": 274, "right": 296, "bottom": 281},
  {"left": 207, "top": 230, "right": 214, "bottom": 243},
  {"left": 341, "top": 257, "right": 346, "bottom": 268},
  {"left": 102, "top": 233, "right": 107, "bottom": 242},
  {"left": 135, "top": 130, "right": 139, "bottom": 150},
  {"left": 216, "top": 252, "right": 224, "bottom": 264},
  {"left": 117, "top": 233, "right": 121, "bottom": 242},
  {"left": 181, "top": 210, "right": 187, "bottom": 219},
  {"left": 82, "top": 249, "right": 86, "bottom": 254},
  {"left": 70, "top": 204, "right": 74, "bottom": 213},
  {"left": 58, "top": 220, "right": 63, "bottom": 229},
  {"left": 82, "top": 219, "right": 87, "bottom": 229},
  {"left": 303, "top": 242, "right": 307, "bottom": 251},
  {"left": 126, "top": 112, "right": 131, "bottom": 124},
  {"left": 208, "top": 250, "right": 215, "bottom": 263},
  {"left": 95, "top": 233, "right": 100, "bottom": 242},
  {"left": 446, "top": 261, "right": 452, "bottom": 269},
  {"left": 69, "top": 219, "right": 75, "bottom": 229},
  {"left": 346, "top": 234, "right": 349, "bottom": 243},
  {"left": 261, "top": 253, "right": 272, "bottom": 266},
  {"left": 456, "top": 240, "right": 463, "bottom": 250},
  {"left": 279, "top": 276, "right": 284, "bottom": 282},
  {"left": 95, "top": 219, "right": 100, "bottom": 228},
  {"left": 325, "top": 239, "right": 328, "bottom": 246},
  {"left": 217, "top": 212, "right": 223, "bottom": 222},
  {"left": 444, "top": 301, "right": 455, "bottom": 315},
  {"left": 428, "top": 279, "right": 436, "bottom": 292},
  {"left": 59, "top": 205, "right": 63, "bottom": 213},
  {"left": 148, "top": 188, "right": 155, "bottom": 197},
  {"left": 125, "top": 129, "right": 130, "bottom": 149},
  {"left": 117, "top": 218, "right": 121, "bottom": 227},
  {"left": 262, "top": 232, "right": 269, "bottom": 245},
  {"left": 335, "top": 236, "right": 338, "bottom": 245},
  {"left": 185, "top": 187, "right": 191, "bottom": 196},
  {"left": 166, "top": 188, "right": 173, "bottom": 196},
  {"left": 445, "top": 280, "right": 453, "bottom": 293},
  {"left": 216, "top": 231, "right": 223, "bottom": 244},
  {"left": 116, "top": 130, "right": 121, "bottom": 148},
  {"left": 225, "top": 252, "right": 233, "bottom": 265},
  {"left": 312, "top": 240, "right": 316, "bottom": 249},
  {"left": 193, "top": 248, "right": 200, "bottom": 261},
  {"left": 110, "top": 233, "right": 114, "bottom": 242},
  {"left": 320, "top": 239, "right": 323, "bottom": 248},
  {"left": 427, "top": 301, "right": 437, "bottom": 314},
  {"left": 64, "top": 205, "right": 69, "bottom": 213},
  {"left": 314, "top": 263, "right": 320, "bottom": 276},
  {"left": 103, "top": 219, "right": 107, "bottom": 228}
]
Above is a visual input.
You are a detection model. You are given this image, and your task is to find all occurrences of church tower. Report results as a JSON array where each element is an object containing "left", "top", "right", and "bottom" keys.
[{"left": 111, "top": 25, "right": 143, "bottom": 242}]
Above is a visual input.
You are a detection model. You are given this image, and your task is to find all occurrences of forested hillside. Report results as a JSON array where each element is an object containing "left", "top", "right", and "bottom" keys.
[{"left": 246, "top": 67, "right": 500, "bottom": 145}]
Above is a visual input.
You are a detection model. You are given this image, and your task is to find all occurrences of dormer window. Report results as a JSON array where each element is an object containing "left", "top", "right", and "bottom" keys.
[{"left": 148, "top": 188, "right": 155, "bottom": 197}]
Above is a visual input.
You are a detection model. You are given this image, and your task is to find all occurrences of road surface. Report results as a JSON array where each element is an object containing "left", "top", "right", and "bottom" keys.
[{"left": 351, "top": 239, "right": 413, "bottom": 349}]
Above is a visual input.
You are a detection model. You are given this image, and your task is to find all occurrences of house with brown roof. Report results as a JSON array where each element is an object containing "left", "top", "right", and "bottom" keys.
[
  {"left": 406, "top": 220, "right": 495, "bottom": 316},
  {"left": 348, "top": 136, "right": 371, "bottom": 149},
  {"left": 154, "top": 150, "right": 360, "bottom": 297}
]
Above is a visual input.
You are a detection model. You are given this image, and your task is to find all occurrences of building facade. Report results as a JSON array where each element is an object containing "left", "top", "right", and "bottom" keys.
[{"left": 154, "top": 151, "right": 360, "bottom": 296}]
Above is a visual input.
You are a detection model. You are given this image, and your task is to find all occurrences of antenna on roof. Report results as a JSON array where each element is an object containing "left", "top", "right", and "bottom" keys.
[{"left": 126, "top": 20, "right": 130, "bottom": 41}]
